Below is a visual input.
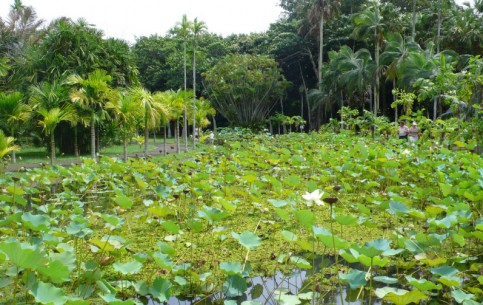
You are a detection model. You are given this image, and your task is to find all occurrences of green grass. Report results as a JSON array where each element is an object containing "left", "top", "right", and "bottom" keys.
[{"left": 5, "top": 137, "right": 183, "bottom": 166}]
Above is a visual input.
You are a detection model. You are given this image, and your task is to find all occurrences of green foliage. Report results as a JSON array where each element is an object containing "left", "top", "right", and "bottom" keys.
[{"left": 203, "top": 54, "right": 288, "bottom": 128}]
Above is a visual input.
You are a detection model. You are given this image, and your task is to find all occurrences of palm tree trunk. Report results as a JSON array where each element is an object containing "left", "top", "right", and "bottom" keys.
[
  {"left": 74, "top": 125, "right": 79, "bottom": 157},
  {"left": 50, "top": 132, "right": 55, "bottom": 165},
  {"left": 411, "top": 0, "right": 417, "bottom": 39},
  {"left": 90, "top": 116, "right": 96, "bottom": 160},
  {"left": 163, "top": 125, "right": 167, "bottom": 156},
  {"left": 374, "top": 27, "right": 380, "bottom": 116},
  {"left": 436, "top": 0, "right": 442, "bottom": 53},
  {"left": 176, "top": 119, "right": 180, "bottom": 153},
  {"left": 123, "top": 137, "right": 128, "bottom": 162},
  {"left": 192, "top": 36, "right": 197, "bottom": 150},
  {"left": 183, "top": 108, "right": 188, "bottom": 151},
  {"left": 144, "top": 112, "right": 149, "bottom": 157},
  {"left": 212, "top": 116, "right": 217, "bottom": 133},
  {"left": 10, "top": 128, "right": 16, "bottom": 163},
  {"left": 317, "top": 0, "right": 327, "bottom": 91}
]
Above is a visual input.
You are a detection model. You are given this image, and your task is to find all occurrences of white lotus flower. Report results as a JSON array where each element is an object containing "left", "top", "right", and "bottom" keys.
[
  {"left": 302, "top": 189, "right": 325, "bottom": 206},
  {"left": 401, "top": 149, "right": 411, "bottom": 155}
]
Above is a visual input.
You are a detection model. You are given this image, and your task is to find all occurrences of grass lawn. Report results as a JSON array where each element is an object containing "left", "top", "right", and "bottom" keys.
[{"left": 5, "top": 137, "right": 184, "bottom": 166}]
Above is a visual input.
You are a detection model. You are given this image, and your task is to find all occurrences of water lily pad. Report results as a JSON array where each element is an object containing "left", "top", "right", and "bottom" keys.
[
  {"left": 113, "top": 260, "right": 143, "bottom": 275},
  {"left": 375, "top": 287, "right": 428, "bottom": 305},
  {"left": 232, "top": 231, "right": 261, "bottom": 250},
  {"left": 149, "top": 278, "right": 172, "bottom": 302}
]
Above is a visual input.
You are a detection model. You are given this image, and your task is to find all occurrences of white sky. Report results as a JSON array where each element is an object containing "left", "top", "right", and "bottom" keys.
[
  {"left": 1, "top": 0, "right": 475, "bottom": 43},
  {"left": 0, "top": 0, "right": 284, "bottom": 43}
]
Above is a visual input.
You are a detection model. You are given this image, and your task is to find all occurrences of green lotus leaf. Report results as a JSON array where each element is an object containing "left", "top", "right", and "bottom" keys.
[
  {"left": 281, "top": 230, "right": 298, "bottom": 242},
  {"left": 438, "top": 275, "right": 462, "bottom": 287},
  {"left": 375, "top": 287, "right": 428, "bottom": 305},
  {"left": 295, "top": 210, "right": 314, "bottom": 230},
  {"left": 373, "top": 276, "right": 399, "bottom": 284},
  {"left": 431, "top": 265, "right": 459, "bottom": 277},
  {"left": 0, "top": 241, "right": 47, "bottom": 269},
  {"left": 274, "top": 290, "right": 301, "bottom": 305},
  {"left": 149, "top": 277, "right": 172, "bottom": 302},
  {"left": 161, "top": 221, "right": 180, "bottom": 234},
  {"left": 152, "top": 252, "right": 174, "bottom": 270},
  {"left": 223, "top": 274, "right": 247, "bottom": 297},
  {"left": 405, "top": 275, "right": 442, "bottom": 291},
  {"left": 29, "top": 281, "right": 67, "bottom": 305},
  {"left": 157, "top": 241, "right": 176, "bottom": 255},
  {"left": 388, "top": 201, "right": 409, "bottom": 215},
  {"left": 339, "top": 269, "right": 367, "bottom": 289},
  {"left": 334, "top": 214, "right": 357, "bottom": 226},
  {"left": 113, "top": 194, "right": 134, "bottom": 210},
  {"left": 113, "top": 260, "right": 143, "bottom": 275},
  {"left": 232, "top": 231, "right": 261, "bottom": 250},
  {"left": 38, "top": 260, "right": 70, "bottom": 284},
  {"left": 220, "top": 262, "right": 243, "bottom": 275},
  {"left": 21, "top": 212, "right": 51, "bottom": 232},
  {"left": 451, "top": 289, "right": 475, "bottom": 303},
  {"left": 290, "top": 256, "right": 312, "bottom": 269}
]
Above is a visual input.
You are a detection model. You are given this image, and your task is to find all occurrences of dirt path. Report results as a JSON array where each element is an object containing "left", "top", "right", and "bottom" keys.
[{"left": 3, "top": 143, "right": 189, "bottom": 172}]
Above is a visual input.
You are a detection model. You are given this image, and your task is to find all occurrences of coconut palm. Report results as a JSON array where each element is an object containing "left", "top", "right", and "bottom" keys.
[
  {"left": 152, "top": 91, "right": 172, "bottom": 155},
  {"left": 130, "top": 87, "right": 168, "bottom": 157},
  {"left": 105, "top": 90, "right": 143, "bottom": 161},
  {"left": 36, "top": 107, "right": 74, "bottom": 165},
  {"left": 67, "top": 69, "right": 113, "bottom": 160},
  {"left": 0, "top": 91, "right": 30, "bottom": 163},
  {"left": 353, "top": 3, "right": 386, "bottom": 115},
  {"left": 174, "top": 15, "right": 192, "bottom": 151},
  {"left": 191, "top": 17, "right": 207, "bottom": 149}
]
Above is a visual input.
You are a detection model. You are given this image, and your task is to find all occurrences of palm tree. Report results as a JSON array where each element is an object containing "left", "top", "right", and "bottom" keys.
[
  {"left": 353, "top": 3, "right": 386, "bottom": 115},
  {"left": 67, "top": 69, "right": 113, "bottom": 160},
  {"left": 36, "top": 107, "right": 74, "bottom": 165},
  {"left": 380, "top": 33, "right": 421, "bottom": 121},
  {"left": 130, "top": 87, "right": 168, "bottom": 157},
  {"left": 105, "top": 90, "right": 143, "bottom": 161},
  {"left": 174, "top": 15, "right": 192, "bottom": 151},
  {"left": 0, "top": 91, "right": 30, "bottom": 163},
  {"left": 0, "top": 129, "right": 19, "bottom": 160},
  {"left": 152, "top": 91, "right": 172, "bottom": 156},
  {"left": 191, "top": 17, "right": 207, "bottom": 149}
]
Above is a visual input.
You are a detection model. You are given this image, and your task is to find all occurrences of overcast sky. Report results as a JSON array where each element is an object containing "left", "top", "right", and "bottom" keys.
[
  {"left": 0, "top": 0, "right": 284, "bottom": 43},
  {"left": 1, "top": 0, "right": 475, "bottom": 43}
]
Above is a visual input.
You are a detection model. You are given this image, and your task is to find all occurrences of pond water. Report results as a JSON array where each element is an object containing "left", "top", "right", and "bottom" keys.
[{"left": 143, "top": 267, "right": 383, "bottom": 305}]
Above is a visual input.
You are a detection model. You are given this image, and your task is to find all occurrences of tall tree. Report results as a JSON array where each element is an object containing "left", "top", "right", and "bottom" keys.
[
  {"left": 191, "top": 17, "right": 207, "bottom": 149},
  {"left": 67, "top": 69, "right": 113, "bottom": 160},
  {"left": 203, "top": 54, "right": 288, "bottom": 128},
  {"left": 173, "top": 15, "right": 192, "bottom": 151},
  {"left": 353, "top": 2, "right": 386, "bottom": 115},
  {"left": 105, "top": 90, "right": 143, "bottom": 161}
]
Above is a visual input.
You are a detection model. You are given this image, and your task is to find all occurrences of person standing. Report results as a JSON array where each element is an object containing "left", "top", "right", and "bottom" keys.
[
  {"left": 408, "top": 122, "right": 419, "bottom": 142},
  {"left": 398, "top": 121, "right": 409, "bottom": 140},
  {"left": 209, "top": 131, "right": 214, "bottom": 144}
]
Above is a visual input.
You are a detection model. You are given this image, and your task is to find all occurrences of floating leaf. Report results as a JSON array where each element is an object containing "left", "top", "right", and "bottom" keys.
[
  {"left": 161, "top": 221, "right": 180, "bottom": 234},
  {"left": 388, "top": 201, "right": 409, "bottom": 215},
  {"left": 281, "top": 230, "right": 298, "bottom": 242},
  {"left": 438, "top": 275, "right": 462, "bottom": 287},
  {"left": 38, "top": 260, "right": 70, "bottom": 284},
  {"left": 373, "top": 276, "right": 399, "bottom": 284},
  {"left": 451, "top": 289, "right": 475, "bottom": 303},
  {"left": 290, "top": 256, "right": 312, "bottom": 269},
  {"left": 405, "top": 275, "right": 442, "bottom": 291},
  {"left": 334, "top": 214, "right": 357, "bottom": 226},
  {"left": 375, "top": 287, "right": 428, "bottom": 305},
  {"left": 220, "top": 262, "right": 243, "bottom": 275},
  {"left": 232, "top": 231, "right": 261, "bottom": 250},
  {"left": 156, "top": 242, "right": 175, "bottom": 255},
  {"left": 113, "top": 260, "right": 143, "bottom": 275},
  {"left": 113, "top": 194, "right": 133, "bottom": 210}
]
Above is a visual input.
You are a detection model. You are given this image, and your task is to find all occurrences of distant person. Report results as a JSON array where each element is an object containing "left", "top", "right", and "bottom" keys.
[
  {"left": 300, "top": 124, "right": 305, "bottom": 132},
  {"left": 398, "top": 121, "right": 409, "bottom": 140},
  {"left": 408, "top": 122, "right": 419, "bottom": 142},
  {"left": 209, "top": 131, "right": 214, "bottom": 144}
]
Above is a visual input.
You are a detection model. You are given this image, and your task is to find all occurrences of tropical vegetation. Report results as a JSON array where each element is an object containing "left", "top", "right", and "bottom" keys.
[{"left": 0, "top": 0, "right": 482, "bottom": 304}]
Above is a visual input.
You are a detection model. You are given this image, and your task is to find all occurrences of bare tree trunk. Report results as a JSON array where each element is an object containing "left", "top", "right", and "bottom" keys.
[
  {"left": 90, "top": 116, "right": 96, "bottom": 160},
  {"left": 123, "top": 137, "right": 128, "bottom": 162},
  {"left": 11, "top": 128, "right": 16, "bottom": 163},
  {"left": 74, "top": 125, "right": 79, "bottom": 157},
  {"left": 299, "top": 63, "right": 311, "bottom": 130},
  {"left": 411, "top": 0, "right": 417, "bottom": 39},
  {"left": 163, "top": 125, "right": 167, "bottom": 156},
  {"left": 318, "top": 7, "right": 324, "bottom": 91},
  {"left": 176, "top": 119, "right": 180, "bottom": 153},
  {"left": 183, "top": 108, "right": 188, "bottom": 151},
  {"left": 50, "top": 132, "right": 55, "bottom": 165}
]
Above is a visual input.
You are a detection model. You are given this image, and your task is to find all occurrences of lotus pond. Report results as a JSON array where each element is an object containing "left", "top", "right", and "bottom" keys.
[{"left": 0, "top": 131, "right": 482, "bottom": 305}]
